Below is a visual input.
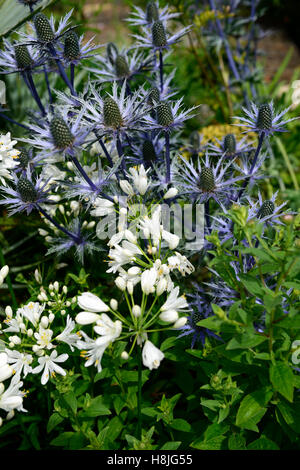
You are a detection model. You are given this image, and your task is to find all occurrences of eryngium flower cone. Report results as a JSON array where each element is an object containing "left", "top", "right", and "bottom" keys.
[
  {"left": 199, "top": 167, "right": 215, "bottom": 192},
  {"left": 142, "top": 139, "right": 157, "bottom": 161},
  {"left": 17, "top": 177, "right": 38, "bottom": 202},
  {"left": 257, "top": 200, "right": 275, "bottom": 219},
  {"left": 34, "top": 13, "right": 55, "bottom": 43},
  {"left": 152, "top": 21, "right": 167, "bottom": 47},
  {"left": 148, "top": 87, "right": 160, "bottom": 105},
  {"left": 103, "top": 96, "right": 123, "bottom": 128},
  {"left": 17, "top": 148, "right": 30, "bottom": 168},
  {"left": 256, "top": 104, "right": 272, "bottom": 131},
  {"left": 146, "top": 1, "right": 159, "bottom": 23},
  {"left": 50, "top": 117, "right": 74, "bottom": 149},
  {"left": 223, "top": 133, "right": 236, "bottom": 155},
  {"left": 64, "top": 31, "right": 80, "bottom": 60},
  {"left": 156, "top": 102, "right": 173, "bottom": 126},
  {"left": 14, "top": 45, "right": 33, "bottom": 69},
  {"left": 115, "top": 55, "right": 130, "bottom": 78}
]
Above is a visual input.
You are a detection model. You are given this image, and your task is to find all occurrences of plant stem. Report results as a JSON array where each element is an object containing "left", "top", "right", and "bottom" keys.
[
  {"left": 24, "top": 71, "right": 46, "bottom": 116},
  {"left": 137, "top": 345, "right": 142, "bottom": 440},
  {"left": 165, "top": 131, "right": 170, "bottom": 183},
  {"left": 37, "top": 205, "right": 80, "bottom": 243},
  {"left": 159, "top": 50, "right": 164, "bottom": 93}
]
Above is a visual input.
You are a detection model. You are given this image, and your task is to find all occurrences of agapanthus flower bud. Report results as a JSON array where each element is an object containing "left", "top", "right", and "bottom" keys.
[
  {"left": 17, "top": 177, "right": 38, "bottom": 202},
  {"left": 121, "top": 351, "right": 129, "bottom": 360},
  {"left": 14, "top": 45, "right": 33, "bottom": 69},
  {"left": 110, "top": 299, "right": 118, "bottom": 310},
  {"left": 64, "top": 31, "right": 80, "bottom": 60},
  {"left": 132, "top": 305, "right": 141, "bottom": 317},
  {"left": 103, "top": 96, "right": 123, "bottom": 128},
  {"left": 156, "top": 101, "right": 174, "bottom": 126},
  {"left": 159, "top": 309, "right": 179, "bottom": 323},
  {"left": 142, "top": 340, "right": 164, "bottom": 370},
  {"left": 78, "top": 292, "right": 109, "bottom": 313},
  {"left": 256, "top": 103, "right": 272, "bottom": 131},
  {"left": 115, "top": 55, "right": 130, "bottom": 78},
  {"left": 34, "top": 13, "right": 55, "bottom": 43},
  {"left": 141, "top": 267, "right": 157, "bottom": 294},
  {"left": 199, "top": 167, "right": 215, "bottom": 192},
  {"left": 223, "top": 133, "right": 236, "bottom": 155},
  {"left": 172, "top": 317, "right": 188, "bottom": 329},
  {"left": 257, "top": 200, "right": 275, "bottom": 219},
  {"left": 164, "top": 187, "right": 178, "bottom": 199},
  {"left": 50, "top": 116, "right": 74, "bottom": 149},
  {"left": 146, "top": 1, "right": 159, "bottom": 23},
  {"left": 152, "top": 21, "right": 167, "bottom": 47},
  {"left": 75, "top": 311, "right": 101, "bottom": 325},
  {"left": 142, "top": 139, "right": 157, "bottom": 161}
]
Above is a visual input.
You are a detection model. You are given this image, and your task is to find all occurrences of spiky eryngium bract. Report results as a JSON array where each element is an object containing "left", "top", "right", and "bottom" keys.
[
  {"left": 14, "top": 45, "right": 33, "bottom": 69},
  {"left": 257, "top": 200, "right": 275, "bottom": 219},
  {"left": 115, "top": 55, "right": 130, "bottom": 78},
  {"left": 50, "top": 117, "right": 74, "bottom": 149},
  {"left": 256, "top": 103, "right": 272, "bottom": 131},
  {"left": 33, "top": 13, "right": 55, "bottom": 43},
  {"left": 103, "top": 96, "right": 123, "bottom": 128},
  {"left": 199, "top": 167, "right": 215, "bottom": 192},
  {"left": 64, "top": 31, "right": 80, "bottom": 60},
  {"left": 156, "top": 101, "right": 174, "bottom": 126},
  {"left": 152, "top": 21, "right": 167, "bottom": 47},
  {"left": 17, "top": 177, "right": 38, "bottom": 202},
  {"left": 223, "top": 133, "right": 236, "bottom": 155}
]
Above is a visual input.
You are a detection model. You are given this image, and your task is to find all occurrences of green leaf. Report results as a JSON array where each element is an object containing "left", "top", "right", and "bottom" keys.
[
  {"left": 160, "top": 441, "right": 182, "bottom": 450},
  {"left": 191, "top": 422, "right": 229, "bottom": 450},
  {"left": 236, "top": 389, "right": 272, "bottom": 432},
  {"left": 228, "top": 434, "right": 247, "bottom": 450},
  {"left": 0, "top": 0, "right": 53, "bottom": 37},
  {"left": 276, "top": 401, "right": 300, "bottom": 433},
  {"left": 247, "top": 436, "right": 279, "bottom": 450},
  {"left": 238, "top": 273, "right": 264, "bottom": 298},
  {"left": 169, "top": 419, "right": 191, "bottom": 433},
  {"left": 270, "top": 362, "right": 294, "bottom": 402},
  {"left": 50, "top": 432, "right": 74, "bottom": 447},
  {"left": 62, "top": 391, "right": 77, "bottom": 415},
  {"left": 80, "top": 396, "right": 111, "bottom": 418},
  {"left": 47, "top": 413, "right": 64, "bottom": 434},
  {"left": 226, "top": 332, "right": 267, "bottom": 350}
]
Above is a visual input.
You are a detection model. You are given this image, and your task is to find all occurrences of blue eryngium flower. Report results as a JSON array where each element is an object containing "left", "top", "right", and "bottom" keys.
[
  {"left": 234, "top": 101, "right": 298, "bottom": 137},
  {"left": 177, "top": 152, "right": 243, "bottom": 210},
  {"left": 178, "top": 294, "right": 221, "bottom": 348},
  {"left": 0, "top": 168, "right": 49, "bottom": 215},
  {"left": 126, "top": 1, "right": 180, "bottom": 28},
  {"left": 45, "top": 218, "right": 103, "bottom": 263},
  {"left": 0, "top": 39, "right": 45, "bottom": 75}
]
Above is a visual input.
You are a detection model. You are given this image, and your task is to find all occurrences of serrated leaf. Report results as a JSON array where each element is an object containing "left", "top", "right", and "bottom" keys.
[
  {"left": 236, "top": 389, "right": 272, "bottom": 432},
  {"left": 226, "top": 332, "right": 267, "bottom": 350},
  {"left": 170, "top": 418, "right": 191, "bottom": 433},
  {"left": 270, "top": 362, "right": 294, "bottom": 402}
]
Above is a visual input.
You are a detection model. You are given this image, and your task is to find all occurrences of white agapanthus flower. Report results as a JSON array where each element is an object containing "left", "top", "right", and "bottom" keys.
[
  {"left": 128, "top": 165, "right": 149, "bottom": 195},
  {"left": 160, "top": 286, "right": 189, "bottom": 313},
  {"left": 0, "top": 352, "right": 13, "bottom": 382},
  {"left": 142, "top": 340, "right": 164, "bottom": 370},
  {"left": 0, "top": 375, "right": 26, "bottom": 413},
  {"left": 55, "top": 315, "right": 79, "bottom": 351},
  {"left": 0, "top": 132, "right": 19, "bottom": 185},
  {"left": 77, "top": 331, "right": 109, "bottom": 373},
  {"left": 32, "top": 350, "right": 69, "bottom": 385},
  {"left": 94, "top": 313, "right": 122, "bottom": 342},
  {"left": 5, "top": 350, "right": 33, "bottom": 378}
]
